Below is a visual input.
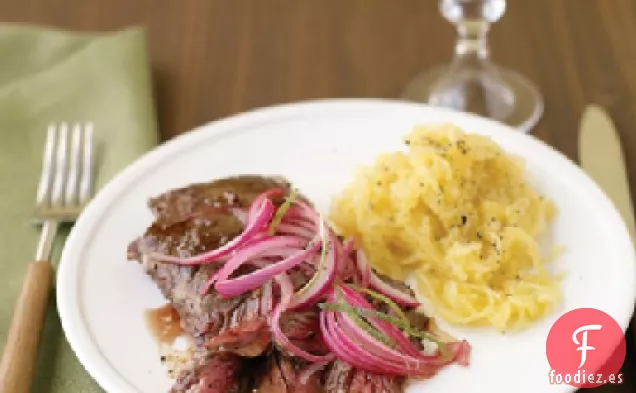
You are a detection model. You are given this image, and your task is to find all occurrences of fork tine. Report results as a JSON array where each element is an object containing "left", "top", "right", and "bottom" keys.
[
  {"left": 64, "top": 124, "right": 82, "bottom": 206},
  {"left": 79, "top": 122, "right": 94, "bottom": 204},
  {"left": 36, "top": 125, "right": 57, "bottom": 206},
  {"left": 51, "top": 123, "right": 69, "bottom": 205}
]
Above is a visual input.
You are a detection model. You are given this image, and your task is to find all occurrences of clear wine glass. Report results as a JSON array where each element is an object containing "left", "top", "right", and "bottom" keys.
[{"left": 402, "top": 0, "right": 543, "bottom": 133}]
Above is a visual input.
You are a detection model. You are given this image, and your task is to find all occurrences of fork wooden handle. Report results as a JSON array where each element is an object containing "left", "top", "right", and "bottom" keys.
[{"left": 0, "top": 261, "right": 53, "bottom": 393}]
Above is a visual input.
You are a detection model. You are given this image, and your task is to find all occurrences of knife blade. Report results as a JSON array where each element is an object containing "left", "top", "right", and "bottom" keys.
[
  {"left": 579, "top": 104, "right": 636, "bottom": 349},
  {"left": 579, "top": 104, "right": 635, "bottom": 241}
]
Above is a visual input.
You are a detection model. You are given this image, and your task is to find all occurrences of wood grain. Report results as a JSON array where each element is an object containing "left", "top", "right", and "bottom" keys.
[
  {"left": 0, "top": 0, "right": 633, "bottom": 391},
  {"left": 0, "top": 262, "right": 53, "bottom": 393}
]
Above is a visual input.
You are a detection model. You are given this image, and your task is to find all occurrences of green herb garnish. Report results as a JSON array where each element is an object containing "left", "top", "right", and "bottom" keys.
[
  {"left": 319, "top": 301, "right": 451, "bottom": 359},
  {"left": 347, "top": 284, "right": 410, "bottom": 328},
  {"left": 268, "top": 188, "right": 299, "bottom": 235},
  {"left": 320, "top": 291, "right": 395, "bottom": 348}
]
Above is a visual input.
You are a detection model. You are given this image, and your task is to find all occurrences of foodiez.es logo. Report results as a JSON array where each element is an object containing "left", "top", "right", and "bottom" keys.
[
  {"left": 546, "top": 308, "right": 626, "bottom": 388},
  {"left": 573, "top": 324, "right": 601, "bottom": 369}
]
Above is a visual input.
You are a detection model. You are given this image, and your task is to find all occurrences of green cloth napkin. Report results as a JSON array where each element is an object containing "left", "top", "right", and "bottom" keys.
[{"left": 0, "top": 25, "right": 158, "bottom": 392}]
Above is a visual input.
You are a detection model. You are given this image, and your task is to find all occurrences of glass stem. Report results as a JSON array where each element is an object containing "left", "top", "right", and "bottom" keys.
[{"left": 453, "top": 21, "right": 491, "bottom": 65}]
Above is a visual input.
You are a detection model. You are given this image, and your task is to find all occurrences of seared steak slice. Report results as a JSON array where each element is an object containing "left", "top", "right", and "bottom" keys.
[
  {"left": 149, "top": 175, "right": 290, "bottom": 227},
  {"left": 128, "top": 207, "right": 247, "bottom": 338},
  {"left": 253, "top": 351, "right": 323, "bottom": 393},
  {"left": 349, "top": 369, "right": 404, "bottom": 393},
  {"left": 170, "top": 354, "right": 247, "bottom": 393},
  {"left": 205, "top": 280, "right": 273, "bottom": 356},
  {"left": 325, "top": 360, "right": 405, "bottom": 393},
  {"left": 207, "top": 284, "right": 329, "bottom": 358},
  {"left": 325, "top": 360, "right": 354, "bottom": 393},
  {"left": 128, "top": 176, "right": 291, "bottom": 342}
]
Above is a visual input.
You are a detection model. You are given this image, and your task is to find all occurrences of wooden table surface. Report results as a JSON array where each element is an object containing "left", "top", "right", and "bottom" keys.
[{"left": 0, "top": 0, "right": 634, "bottom": 391}]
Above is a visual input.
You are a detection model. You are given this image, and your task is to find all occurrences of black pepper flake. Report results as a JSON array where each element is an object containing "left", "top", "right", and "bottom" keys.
[
  {"left": 461, "top": 215, "right": 467, "bottom": 225},
  {"left": 405, "top": 139, "right": 411, "bottom": 145},
  {"left": 160, "top": 356, "right": 166, "bottom": 362},
  {"left": 476, "top": 232, "right": 482, "bottom": 239},
  {"left": 456, "top": 140, "right": 469, "bottom": 154}
]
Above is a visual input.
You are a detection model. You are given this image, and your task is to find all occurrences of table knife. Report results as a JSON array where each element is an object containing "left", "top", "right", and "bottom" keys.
[{"left": 578, "top": 104, "right": 635, "bottom": 348}]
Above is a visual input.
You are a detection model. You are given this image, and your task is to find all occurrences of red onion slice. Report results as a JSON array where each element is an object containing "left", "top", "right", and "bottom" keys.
[
  {"left": 335, "top": 311, "right": 438, "bottom": 373},
  {"left": 322, "top": 310, "right": 422, "bottom": 375},
  {"left": 288, "top": 232, "right": 338, "bottom": 310},
  {"left": 199, "top": 235, "right": 307, "bottom": 295},
  {"left": 246, "top": 188, "right": 286, "bottom": 225},
  {"left": 449, "top": 340, "right": 471, "bottom": 366},
  {"left": 340, "top": 284, "right": 467, "bottom": 367},
  {"left": 274, "top": 223, "right": 315, "bottom": 239},
  {"left": 214, "top": 236, "right": 307, "bottom": 282},
  {"left": 335, "top": 312, "right": 440, "bottom": 376},
  {"left": 281, "top": 216, "right": 316, "bottom": 232},
  {"left": 368, "top": 272, "right": 420, "bottom": 308},
  {"left": 354, "top": 248, "right": 371, "bottom": 287},
  {"left": 338, "top": 285, "right": 422, "bottom": 357},
  {"left": 215, "top": 236, "right": 322, "bottom": 297},
  {"left": 355, "top": 250, "right": 420, "bottom": 308}
]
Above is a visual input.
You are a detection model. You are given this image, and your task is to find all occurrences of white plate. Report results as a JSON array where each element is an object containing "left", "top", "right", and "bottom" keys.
[{"left": 57, "top": 99, "right": 635, "bottom": 393}]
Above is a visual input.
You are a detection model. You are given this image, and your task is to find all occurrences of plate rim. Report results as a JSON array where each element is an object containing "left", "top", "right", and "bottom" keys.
[{"left": 56, "top": 98, "right": 636, "bottom": 393}]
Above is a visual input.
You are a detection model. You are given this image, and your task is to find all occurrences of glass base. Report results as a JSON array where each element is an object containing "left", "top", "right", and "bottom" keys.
[{"left": 401, "top": 64, "right": 544, "bottom": 133}]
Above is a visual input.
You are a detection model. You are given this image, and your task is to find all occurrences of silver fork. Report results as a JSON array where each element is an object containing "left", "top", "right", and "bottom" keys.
[{"left": 0, "top": 123, "right": 95, "bottom": 393}]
